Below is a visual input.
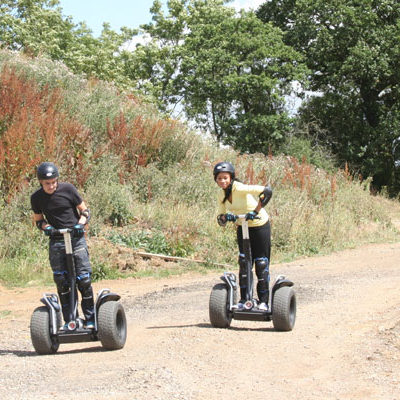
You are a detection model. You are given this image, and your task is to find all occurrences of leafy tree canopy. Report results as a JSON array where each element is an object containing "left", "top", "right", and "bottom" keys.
[
  {"left": 257, "top": 0, "right": 400, "bottom": 190},
  {"left": 126, "top": 0, "right": 308, "bottom": 153},
  {"left": 0, "top": 0, "right": 136, "bottom": 84}
]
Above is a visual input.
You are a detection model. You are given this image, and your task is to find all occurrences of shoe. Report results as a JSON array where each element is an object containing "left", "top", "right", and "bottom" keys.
[
  {"left": 232, "top": 302, "right": 245, "bottom": 310},
  {"left": 59, "top": 323, "right": 69, "bottom": 331},
  {"left": 258, "top": 302, "right": 270, "bottom": 312},
  {"left": 85, "top": 320, "right": 95, "bottom": 329}
]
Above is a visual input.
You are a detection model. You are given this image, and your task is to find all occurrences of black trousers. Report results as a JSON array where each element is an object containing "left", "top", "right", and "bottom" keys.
[
  {"left": 236, "top": 221, "right": 271, "bottom": 303},
  {"left": 236, "top": 220, "right": 271, "bottom": 262}
]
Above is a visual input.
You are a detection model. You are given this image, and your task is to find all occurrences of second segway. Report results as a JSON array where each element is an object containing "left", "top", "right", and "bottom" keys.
[{"left": 209, "top": 215, "right": 296, "bottom": 331}]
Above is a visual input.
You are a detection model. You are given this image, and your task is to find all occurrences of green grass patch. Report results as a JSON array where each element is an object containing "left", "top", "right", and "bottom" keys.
[{"left": 0, "top": 310, "right": 12, "bottom": 319}]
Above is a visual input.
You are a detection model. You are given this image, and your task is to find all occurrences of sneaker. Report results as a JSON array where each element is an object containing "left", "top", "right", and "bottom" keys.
[
  {"left": 59, "top": 323, "right": 69, "bottom": 331},
  {"left": 232, "top": 302, "right": 245, "bottom": 310},
  {"left": 85, "top": 320, "right": 95, "bottom": 329},
  {"left": 258, "top": 302, "right": 270, "bottom": 312}
]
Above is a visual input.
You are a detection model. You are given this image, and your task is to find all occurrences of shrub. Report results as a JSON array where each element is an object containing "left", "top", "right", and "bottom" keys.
[{"left": 85, "top": 157, "right": 135, "bottom": 230}]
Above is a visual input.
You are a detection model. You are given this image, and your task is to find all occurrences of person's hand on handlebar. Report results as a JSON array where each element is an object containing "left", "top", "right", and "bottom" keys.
[
  {"left": 225, "top": 213, "right": 238, "bottom": 222},
  {"left": 43, "top": 226, "right": 56, "bottom": 236},
  {"left": 73, "top": 224, "right": 85, "bottom": 237},
  {"left": 245, "top": 210, "right": 258, "bottom": 221}
]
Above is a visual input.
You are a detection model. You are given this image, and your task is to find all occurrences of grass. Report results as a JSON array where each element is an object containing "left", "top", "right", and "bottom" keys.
[
  {"left": 1, "top": 50, "right": 400, "bottom": 287},
  {"left": 0, "top": 310, "right": 12, "bottom": 319}
]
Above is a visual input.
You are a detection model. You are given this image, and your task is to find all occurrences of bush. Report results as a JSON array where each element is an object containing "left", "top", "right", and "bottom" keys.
[
  {"left": 85, "top": 157, "right": 135, "bottom": 230},
  {"left": 107, "top": 228, "right": 195, "bottom": 257},
  {"left": 1, "top": 50, "right": 400, "bottom": 287}
]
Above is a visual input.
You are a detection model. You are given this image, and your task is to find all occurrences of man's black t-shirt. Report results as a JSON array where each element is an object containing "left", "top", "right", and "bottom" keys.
[{"left": 31, "top": 182, "right": 82, "bottom": 229}]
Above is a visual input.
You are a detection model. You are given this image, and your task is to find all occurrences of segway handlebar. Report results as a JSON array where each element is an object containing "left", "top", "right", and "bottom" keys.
[
  {"left": 225, "top": 214, "right": 261, "bottom": 221},
  {"left": 51, "top": 228, "right": 73, "bottom": 235},
  {"left": 48, "top": 227, "right": 86, "bottom": 237}
]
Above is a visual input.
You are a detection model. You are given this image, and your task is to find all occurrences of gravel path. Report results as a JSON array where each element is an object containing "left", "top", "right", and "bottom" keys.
[{"left": 0, "top": 241, "right": 399, "bottom": 399}]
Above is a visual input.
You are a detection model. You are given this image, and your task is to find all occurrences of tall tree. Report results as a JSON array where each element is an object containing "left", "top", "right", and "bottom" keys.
[
  {"left": 257, "top": 0, "right": 400, "bottom": 190},
  {"left": 0, "top": 0, "right": 135, "bottom": 84},
  {"left": 126, "top": 0, "right": 307, "bottom": 153}
]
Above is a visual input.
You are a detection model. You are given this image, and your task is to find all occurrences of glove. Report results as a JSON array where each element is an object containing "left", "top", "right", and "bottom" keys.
[
  {"left": 225, "top": 213, "right": 237, "bottom": 222},
  {"left": 245, "top": 210, "right": 258, "bottom": 221},
  {"left": 43, "top": 226, "right": 55, "bottom": 236},
  {"left": 217, "top": 214, "right": 227, "bottom": 227},
  {"left": 73, "top": 224, "right": 85, "bottom": 237}
]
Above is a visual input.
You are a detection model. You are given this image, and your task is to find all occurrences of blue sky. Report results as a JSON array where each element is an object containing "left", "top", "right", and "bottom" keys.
[
  {"left": 57, "top": 0, "right": 264, "bottom": 37},
  {"left": 58, "top": 0, "right": 158, "bottom": 36}
]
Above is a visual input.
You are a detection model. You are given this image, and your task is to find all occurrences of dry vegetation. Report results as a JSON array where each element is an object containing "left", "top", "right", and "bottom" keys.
[{"left": 1, "top": 50, "right": 400, "bottom": 287}]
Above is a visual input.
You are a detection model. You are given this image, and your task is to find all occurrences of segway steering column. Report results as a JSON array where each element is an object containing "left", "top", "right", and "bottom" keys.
[{"left": 57, "top": 228, "right": 78, "bottom": 330}]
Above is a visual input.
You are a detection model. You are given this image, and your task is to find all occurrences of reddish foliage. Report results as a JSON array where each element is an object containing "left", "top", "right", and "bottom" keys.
[
  {"left": 106, "top": 112, "right": 177, "bottom": 180},
  {"left": 282, "top": 157, "right": 313, "bottom": 194},
  {"left": 0, "top": 64, "right": 182, "bottom": 201},
  {"left": 0, "top": 66, "right": 91, "bottom": 200}
]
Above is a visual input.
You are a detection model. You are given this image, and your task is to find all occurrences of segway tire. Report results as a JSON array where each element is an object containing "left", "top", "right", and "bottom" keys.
[
  {"left": 98, "top": 301, "right": 127, "bottom": 350},
  {"left": 272, "top": 286, "right": 296, "bottom": 331},
  {"left": 209, "top": 283, "right": 235, "bottom": 328},
  {"left": 30, "top": 306, "right": 59, "bottom": 354}
]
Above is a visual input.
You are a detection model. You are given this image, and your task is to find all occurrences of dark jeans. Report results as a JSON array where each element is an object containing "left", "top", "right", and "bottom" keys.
[{"left": 49, "top": 236, "right": 94, "bottom": 322}]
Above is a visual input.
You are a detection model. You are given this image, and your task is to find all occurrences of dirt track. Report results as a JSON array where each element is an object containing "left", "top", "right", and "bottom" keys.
[{"left": 0, "top": 241, "right": 400, "bottom": 400}]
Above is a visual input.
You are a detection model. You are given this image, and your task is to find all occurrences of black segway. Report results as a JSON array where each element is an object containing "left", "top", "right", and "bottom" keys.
[
  {"left": 30, "top": 228, "right": 127, "bottom": 354},
  {"left": 209, "top": 215, "right": 296, "bottom": 331}
]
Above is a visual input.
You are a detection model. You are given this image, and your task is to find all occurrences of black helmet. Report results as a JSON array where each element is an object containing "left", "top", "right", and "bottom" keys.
[
  {"left": 37, "top": 162, "right": 59, "bottom": 180},
  {"left": 213, "top": 161, "right": 235, "bottom": 181}
]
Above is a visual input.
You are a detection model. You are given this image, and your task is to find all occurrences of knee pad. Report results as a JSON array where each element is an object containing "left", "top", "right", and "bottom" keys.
[
  {"left": 53, "top": 271, "right": 69, "bottom": 293},
  {"left": 255, "top": 257, "right": 269, "bottom": 282},
  {"left": 77, "top": 273, "right": 92, "bottom": 295},
  {"left": 77, "top": 273, "right": 91, "bottom": 288},
  {"left": 255, "top": 258, "right": 269, "bottom": 303}
]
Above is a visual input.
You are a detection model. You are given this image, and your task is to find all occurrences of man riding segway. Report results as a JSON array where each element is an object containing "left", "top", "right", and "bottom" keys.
[{"left": 31, "top": 162, "right": 95, "bottom": 330}]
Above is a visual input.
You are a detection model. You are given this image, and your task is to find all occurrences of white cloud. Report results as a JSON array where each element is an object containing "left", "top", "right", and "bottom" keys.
[
  {"left": 230, "top": 0, "right": 265, "bottom": 12},
  {"left": 121, "top": 33, "right": 152, "bottom": 52}
]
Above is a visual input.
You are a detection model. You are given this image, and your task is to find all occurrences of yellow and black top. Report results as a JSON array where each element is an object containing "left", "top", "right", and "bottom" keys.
[{"left": 217, "top": 181, "right": 269, "bottom": 227}]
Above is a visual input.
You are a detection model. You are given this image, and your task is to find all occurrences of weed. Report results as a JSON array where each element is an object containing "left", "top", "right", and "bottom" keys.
[
  {"left": 1, "top": 51, "right": 400, "bottom": 287},
  {"left": 0, "top": 310, "right": 11, "bottom": 318}
]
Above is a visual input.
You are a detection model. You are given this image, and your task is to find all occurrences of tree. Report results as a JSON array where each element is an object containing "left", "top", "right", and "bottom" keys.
[
  {"left": 126, "top": 0, "right": 307, "bottom": 153},
  {"left": 257, "top": 0, "right": 400, "bottom": 190},
  {"left": 0, "top": 0, "right": 135, "bottom": 85}
]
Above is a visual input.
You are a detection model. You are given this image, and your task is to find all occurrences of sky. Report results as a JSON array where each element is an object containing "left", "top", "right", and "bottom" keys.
[{"left": 57, "top": 0, "right": 265, "bottom": 37}]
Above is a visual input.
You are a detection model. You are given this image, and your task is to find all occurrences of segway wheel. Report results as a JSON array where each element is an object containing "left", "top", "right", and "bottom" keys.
[
  {"left": 98, "top": 301, "right": 127, "bottom": 350},
  {"left": 30, "top": 306, "right": 59, "bottom": 354},
  {"left": 272, "top": 286, "right": 296, "bottom": 331},
  {"left": 209, "top": 283, "right": 235, "bottom": 328}
]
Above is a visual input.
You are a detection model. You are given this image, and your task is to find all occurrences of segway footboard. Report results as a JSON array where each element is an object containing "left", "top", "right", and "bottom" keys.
[{"left": 233, "top": 309, "right": 272, "bottom": 322}]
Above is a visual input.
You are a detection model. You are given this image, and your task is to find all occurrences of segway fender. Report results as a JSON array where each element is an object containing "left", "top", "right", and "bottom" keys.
[
  {"left": 220, "top": 272, "right": 237, "bottom": 287},
  {"left": 219, "top": 272, "right": 237, "bottom": 309},
  {"left": 40, "top": 294, "right": 61, "bottom": 335},
  {"left": 93, "top": 288, "right": 121, "bottom": 331},
  {"left": 271, "top": 275, "right": 294, "bottom": 296},
  {"left": 95, "top": 289, "right": 121, "bottom": 310},
  {"left": 40, "top": 294, "right": 61, "bottom": 312}
]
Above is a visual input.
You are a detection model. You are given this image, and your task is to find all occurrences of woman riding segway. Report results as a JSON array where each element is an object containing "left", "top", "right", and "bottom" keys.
[{"left": 213, "top": 161, "right": 272, "bottom": 311}]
